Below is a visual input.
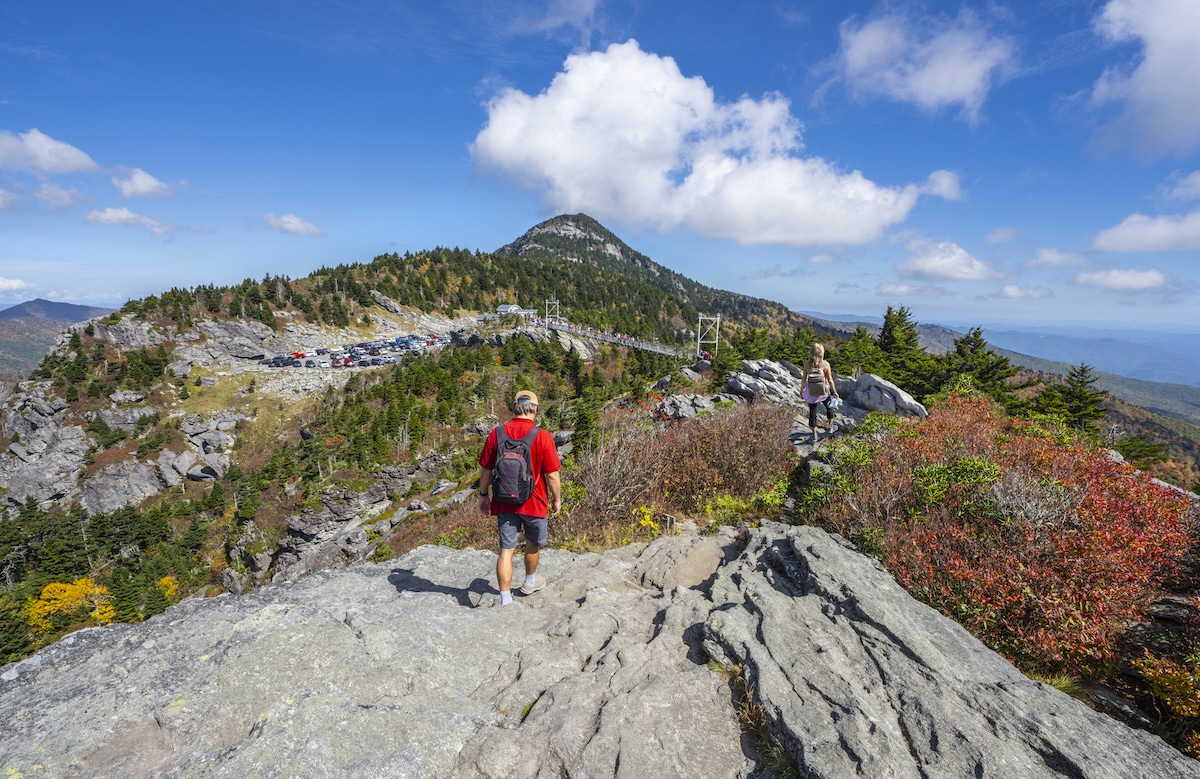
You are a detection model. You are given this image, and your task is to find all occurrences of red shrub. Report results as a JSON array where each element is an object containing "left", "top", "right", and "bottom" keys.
[{"left": 805, "top": 394, "right": 1195, "bottom": 673}]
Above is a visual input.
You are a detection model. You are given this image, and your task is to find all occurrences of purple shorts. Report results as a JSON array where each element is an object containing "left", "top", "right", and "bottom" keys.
[{"left": 497, "top": 513, "right": 548, "bottom": 550}]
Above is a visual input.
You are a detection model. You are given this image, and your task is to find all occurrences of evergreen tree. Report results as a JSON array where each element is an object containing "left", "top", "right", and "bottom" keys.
[
  {"left": 828, "top": 326, "right": 884, "bottom": 376},
  {"left": 875, "top": 307, "right": 938, "bottom": 398},
  {"left": 142, "top": 582, "right": 169, "bottom": 618},
  {"left": 109, "top": 567, "right": 141, "bottom": 623},
  {"left": 938, "top": 327, "right": 1021, "bottom": 409},
  {"left": 1114, "top": 433, "right": 1169, "bottom": 468},
  {"left": 0, "top": 596, "right": 32, "bottom": 664},
  {"left": 1036, "top": 362, "right": 1107, "bottom": 434}
]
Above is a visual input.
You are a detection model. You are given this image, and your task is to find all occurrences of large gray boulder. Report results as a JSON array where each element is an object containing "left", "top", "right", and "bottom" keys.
[
  {"left": 78, "top": 460, "right": 164, "bottom": 514},
  {"left": 703, "top": 523, "right": 1198, "bottom": 778},
  {"left": 88, "top": 315, "right": 164, "bottom": 348},
  {"left": 97, "top": 405, "right": 157, "bottom": 432},
  {"left": 847, "top": 372, "right": 928, "bottom": 418},
  {"left": 0, "top": 425, "right": 88, "bottom": 507}
]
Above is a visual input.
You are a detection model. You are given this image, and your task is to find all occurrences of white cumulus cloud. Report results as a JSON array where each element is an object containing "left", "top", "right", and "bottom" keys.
[
  {"left": 1075, "top": 267, "right": 1167, "bottom": 290},
  {"left": 1091, "top": 0, "right": 1200, "bottom": 156},
  {"left": 0, "top": 189, "right": 19, "bottom": 209},
  {"left": 1030, "top": 247, "right": 1088, "bottom": 266},
  {"left": 919, "top": 169, "right": 965, "bottom": 200},
  {"left": 898, "top": 239, "right": 1000, "bottom": 280},
  {"left": 264, "top": 212, "right": 323, "bottom": 236},
  {"left": 0, "top": 128, "right": 97, "bottom": 173},
  {"left": 34, "top": 182, "right": 87, "bottom": 208},
  {"left": 473, "top": 40, "right": 950, "bottom": 247},
  {"left": 86, "top": 206, "right": 175, "bottom": 238},
  {"left": 1092, "top": 209, "right": 1200, "bottom": 251},
  {"left": 0, "top": 277, "right": 31, "bottom": 291},
  {"left": 113, "top": 168, "right": 174, "bottom": 198},
  {"left": 835, "top": 10, "right": 1014, "bottom": 122},
  {"left": 994, "top": 284, "right": 1053, "bottom": 299}
]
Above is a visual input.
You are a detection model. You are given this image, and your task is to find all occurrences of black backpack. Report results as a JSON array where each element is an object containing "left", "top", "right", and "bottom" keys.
[{"left": 491, "top": 425, "right": 541, "bottom": 505}]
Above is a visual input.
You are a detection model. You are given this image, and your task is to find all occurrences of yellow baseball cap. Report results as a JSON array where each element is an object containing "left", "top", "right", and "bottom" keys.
[{"left": 515, "top": 390, "right": 539, "bottom": 406}]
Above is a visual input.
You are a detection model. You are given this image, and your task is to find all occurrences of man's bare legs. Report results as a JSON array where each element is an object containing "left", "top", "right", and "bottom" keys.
[{"left": 496, "top": 539, "right": 540, "bottom": 596}]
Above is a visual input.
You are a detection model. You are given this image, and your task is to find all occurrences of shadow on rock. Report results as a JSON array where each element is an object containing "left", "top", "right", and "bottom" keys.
[{"left": 387, "top": 567, "right": 493, "bottom": 608}]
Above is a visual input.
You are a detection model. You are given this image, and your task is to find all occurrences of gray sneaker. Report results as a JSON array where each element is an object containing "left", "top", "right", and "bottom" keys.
[{"left": 519, "top": 579, "right": 545, "bottom": 595}]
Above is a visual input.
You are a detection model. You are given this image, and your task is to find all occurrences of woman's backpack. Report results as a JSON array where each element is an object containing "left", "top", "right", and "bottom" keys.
[{"left": 806, "top": 365, "right": 828, "bottom": 396}]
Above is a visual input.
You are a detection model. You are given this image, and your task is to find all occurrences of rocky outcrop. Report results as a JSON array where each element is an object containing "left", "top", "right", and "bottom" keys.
[
  {"left": 722, "top": 360, "right": 928, "bottom": 419},
  {"left": 0, "top": 382, "right": 88, "bottom": 508},
  {"left": 654, "top": 392, "right": 745, "bottom": 419},
  {"left": 3, "top": 523, "right": 1194, "bottom": 778},
  {"left": 87, "top": 315, "right": 164, "bottom": 349},
  {"left": 96, "top": 405, "right": 157, "bottom": 432},
  {"left": 78, "top": 461, "right": 164, "bottom": 515},
  {"left": 723, "top": 358, "right": 809, "bottom": 405},
  {"left": 268, "top": 453, "right": 453, "bottom": 584},
  {"left": 703, "top": 523, "right": 1192, "bottom": 777},
  {"left": 848, "top": 372, "right": 928, "bottom": 418}
]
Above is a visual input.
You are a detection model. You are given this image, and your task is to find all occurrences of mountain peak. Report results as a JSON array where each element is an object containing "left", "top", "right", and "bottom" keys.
[
  {"left": 0, "top": 298, "right": 113, "bottom": 323},
  {"left": 496, "top": 213, "right": 654, "bottom": 271}
]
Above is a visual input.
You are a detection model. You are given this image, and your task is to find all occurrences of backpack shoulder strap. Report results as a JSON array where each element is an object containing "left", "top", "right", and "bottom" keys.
[
  {"left": 494, "top": 424, "right": 510, "bottom": 447},
  {"left": 519, "top": 426, "right": 541, "bottom": 446}
]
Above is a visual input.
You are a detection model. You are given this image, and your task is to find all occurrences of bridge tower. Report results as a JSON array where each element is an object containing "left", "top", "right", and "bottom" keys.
[
  {"left": 545, "top": 298, "right": 563, "bottom": 325},
  {"left": 696, "top": 314, "right": 720, "bottom": 359}
]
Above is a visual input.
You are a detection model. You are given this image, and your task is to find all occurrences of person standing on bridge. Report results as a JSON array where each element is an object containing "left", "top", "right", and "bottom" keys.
[
  {"left": 478, "top": 390, "right": 562, "bottom": 605},
  {"left": 801, "top": 343, "right": 839, "bottom": 444}
]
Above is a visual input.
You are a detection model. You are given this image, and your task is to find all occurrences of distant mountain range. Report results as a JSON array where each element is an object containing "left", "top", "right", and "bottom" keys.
[{"left": 0, "top": 299, "right": 114, "bottom": 381}]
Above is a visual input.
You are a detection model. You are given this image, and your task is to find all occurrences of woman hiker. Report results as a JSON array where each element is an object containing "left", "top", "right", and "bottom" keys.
[{"left": 800, "top": 343, "right": 840, "bottom": 444}]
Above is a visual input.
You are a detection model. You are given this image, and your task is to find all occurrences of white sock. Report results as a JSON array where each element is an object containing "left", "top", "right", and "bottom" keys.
[
  {"left": 500, "top": 590, "right": 513, "bottom": 605},
  {"left": 524, "top": 574, "right": 537, "bottom": 586}
]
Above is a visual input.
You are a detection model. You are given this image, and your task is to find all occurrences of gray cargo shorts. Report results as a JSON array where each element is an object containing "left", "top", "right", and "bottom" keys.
[{"left": 497, "top": 513, "right": 548, "bottom": 550}]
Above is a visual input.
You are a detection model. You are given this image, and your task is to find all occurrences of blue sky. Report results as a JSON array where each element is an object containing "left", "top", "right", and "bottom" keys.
[{"left": 2, "top": 0, "right": 1199, "bottom": 331}]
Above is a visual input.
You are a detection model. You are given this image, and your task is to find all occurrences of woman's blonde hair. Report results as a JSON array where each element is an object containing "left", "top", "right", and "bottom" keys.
[{"left": 804, "top": 343, "right": 826, "bottom": 374}]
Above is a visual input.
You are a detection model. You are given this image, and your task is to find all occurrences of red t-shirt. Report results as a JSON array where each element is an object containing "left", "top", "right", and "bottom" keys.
[{"left": 479, "top": 418, "right": 561, "bottom": 517}]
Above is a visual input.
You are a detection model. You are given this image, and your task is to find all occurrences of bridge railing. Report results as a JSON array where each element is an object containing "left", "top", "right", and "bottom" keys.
[{"left": 541, "top": 321, "right": 693, "bottom": 359}]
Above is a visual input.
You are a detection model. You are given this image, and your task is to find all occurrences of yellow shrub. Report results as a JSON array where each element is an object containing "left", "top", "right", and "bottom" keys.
[
  {"left": 24, "top": 578, "right": 114, "bottom": 634},
  {"left": 1134, "top": 653, "right": 1200, "bottom": 719},
  {"left": 158, "top": 575, "right": 180, "bottom": 601}
]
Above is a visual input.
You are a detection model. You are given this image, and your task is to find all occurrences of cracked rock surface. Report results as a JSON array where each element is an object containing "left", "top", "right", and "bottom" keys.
[{"left": 2, "top": 523, "right": 1195, "bottom": 778}]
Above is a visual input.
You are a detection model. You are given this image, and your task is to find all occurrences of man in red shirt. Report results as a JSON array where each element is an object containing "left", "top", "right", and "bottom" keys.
[{"left": 478, "top": 390, "right": 562, "bottom": 605}]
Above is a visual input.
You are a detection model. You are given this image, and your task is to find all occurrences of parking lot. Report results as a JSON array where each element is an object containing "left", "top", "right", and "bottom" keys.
[{"left": 258, "top": 333, "right": 452, "bottom": 370}]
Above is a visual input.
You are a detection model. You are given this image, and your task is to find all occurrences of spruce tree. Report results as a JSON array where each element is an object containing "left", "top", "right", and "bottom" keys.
[
  {"left": 1036, "top": 362, "right": 1107, "bottom": 434},
  {"left": 0, "top": 596, "right": 32, "bottom": 664},
  {"left": 142, "top": 582, "right": 169, "bottom": 618},
  {"left": 939, "top": 327, "right": 1021, "bottom": 409}
]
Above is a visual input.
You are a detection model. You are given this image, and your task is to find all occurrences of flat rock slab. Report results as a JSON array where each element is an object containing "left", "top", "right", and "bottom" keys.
[
  {"left": 3, "top": 524, "right": 1196, "bottom": 778},
  {"left": 0, "top": 537, "right": 749, "bottom": 779}
]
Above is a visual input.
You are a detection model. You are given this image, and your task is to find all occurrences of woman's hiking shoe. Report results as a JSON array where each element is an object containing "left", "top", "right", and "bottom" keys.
[{"left": 520, "top": 579, "right": 545, "bottom": 595}]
